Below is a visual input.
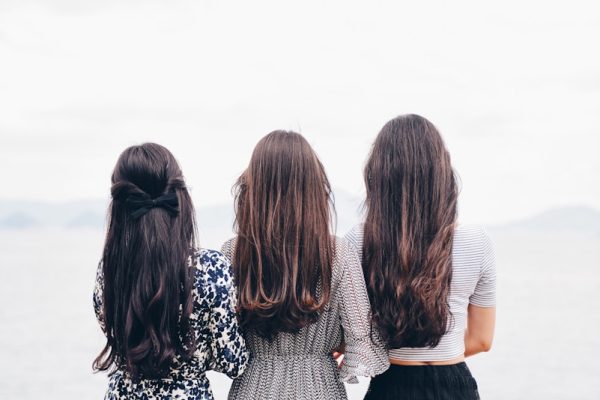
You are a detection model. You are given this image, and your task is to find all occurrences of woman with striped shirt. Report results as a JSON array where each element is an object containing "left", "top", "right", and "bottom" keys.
[{"left": 346, "top": 114, "right": 496, "bottom": 400}]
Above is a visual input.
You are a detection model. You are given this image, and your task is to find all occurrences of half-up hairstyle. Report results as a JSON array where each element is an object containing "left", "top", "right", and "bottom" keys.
[
  {"left": 363, "top": 114, "right": 458, "bottom": 349},
  {"left": 93, "top": 143, "right": 198, "bottom": 379},
  {"left": 233, "top": 131, "right": 334, "bottom": 339}
]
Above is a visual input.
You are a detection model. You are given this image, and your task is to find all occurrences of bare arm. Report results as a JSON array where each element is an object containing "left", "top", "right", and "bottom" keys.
[
  {"left": 464, "top": 304, "right": 495, "bottom": 357},
  {"left": 465, "top": 228, "right": 496, "bottom": 357}
]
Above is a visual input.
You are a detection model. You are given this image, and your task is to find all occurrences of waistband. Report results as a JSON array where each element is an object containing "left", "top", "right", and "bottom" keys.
[
  {"left": 251, "top": 353, "right": 334, "bottom": 361},
  {"left": 384, "top": 362, "right": 473, "bottom": 378}
]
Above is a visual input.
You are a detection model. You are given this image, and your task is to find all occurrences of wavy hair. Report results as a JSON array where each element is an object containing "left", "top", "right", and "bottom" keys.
[
  {"left": 233, "top": 131, "right": 334, "bottom": 339},
  {"left": 93, "top": 143, "right": 198, "bottom": 379},
  {"left": 362, "top": 114, "right": 458, "bottom": 348}
]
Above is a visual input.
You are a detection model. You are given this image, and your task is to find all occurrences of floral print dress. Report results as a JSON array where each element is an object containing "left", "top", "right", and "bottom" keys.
[{"left": 93, "top": 249, "right": 249, "bottom": 400}]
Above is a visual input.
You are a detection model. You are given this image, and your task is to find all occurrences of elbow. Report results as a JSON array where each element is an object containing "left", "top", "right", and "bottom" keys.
[
  {"left": 479, "top": 339, "right": 493, "bottom": 352},
  {"left": 466, "top": 335, "right": 493, "bottom": 355},
  {"left": 227, "top": 361, "right": 248, "bottom": 379}
]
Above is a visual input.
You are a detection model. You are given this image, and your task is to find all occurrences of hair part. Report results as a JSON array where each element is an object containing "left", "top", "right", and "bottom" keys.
[
  {"left": 362, "top": 114, "right": 458, "bottom": 348},
  {"left": 93, "top": 143, "right": 198, "bottom": 379},
  {"left": 233, "top": 130, "right": 334, "bottom": 339}
]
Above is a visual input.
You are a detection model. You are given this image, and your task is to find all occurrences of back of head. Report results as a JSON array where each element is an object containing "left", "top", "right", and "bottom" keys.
[
  {"left": 233, "top": 130, "right": 334, "bottom": 338},
  {"left": 94, "top": 143, "right": 198, "bottom": 379},
  {"left": 363, "top": 114, "right": 458, "bottom": 348}
]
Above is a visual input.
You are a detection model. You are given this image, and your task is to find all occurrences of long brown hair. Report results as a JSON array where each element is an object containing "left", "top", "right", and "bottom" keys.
[
  {"left": 363, "top": 114, "right": 458, "bottom": 348},
  {"left": 233, "top": 130, "right": 334, "bottom": 338},
  {"left": 94, "top": 143, "right": 198, "bottom": 379}
]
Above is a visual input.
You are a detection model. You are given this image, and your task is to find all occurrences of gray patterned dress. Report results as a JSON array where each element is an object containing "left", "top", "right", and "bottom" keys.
[{"left": 221, "top": 237, "right": 389, "bottom": 400}]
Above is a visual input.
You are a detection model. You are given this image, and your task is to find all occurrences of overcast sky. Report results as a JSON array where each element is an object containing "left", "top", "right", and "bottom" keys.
[{"left": 1, "top": 0, "right": 599, "bottom": 224}]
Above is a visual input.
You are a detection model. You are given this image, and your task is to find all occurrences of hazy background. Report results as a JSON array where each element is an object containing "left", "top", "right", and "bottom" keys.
[{"left": 1, "top": 1, "right": 599, "bottom": 399}]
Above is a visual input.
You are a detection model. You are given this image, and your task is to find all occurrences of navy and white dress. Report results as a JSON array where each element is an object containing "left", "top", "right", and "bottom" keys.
[{"left": 93, "top": 249, "right": 249, "bottom": 400}]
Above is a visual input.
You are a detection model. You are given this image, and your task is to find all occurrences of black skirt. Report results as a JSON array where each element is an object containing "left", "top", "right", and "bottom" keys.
[{"left": 364, "top": 362, "right": 480, "bottom": 400}]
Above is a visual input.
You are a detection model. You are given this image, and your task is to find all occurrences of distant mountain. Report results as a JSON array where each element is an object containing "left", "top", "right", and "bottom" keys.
[
  {"left": 491, "top": 205, "right": 600, "bottom": 235},
  {"left": 66, "top": 211, "right": 106, "bottom": 229},
  {"left": 2, "top": 197, "right": 598, "bottom": 237},
  {"left": 0, "top": 189, "right": 364, "bottom": 232},
  {"left": 0, "top": 199, "right": 109, "bottom": 229},
  {"left": 0, "top": 212, "right": 39, "bottom": 229}
]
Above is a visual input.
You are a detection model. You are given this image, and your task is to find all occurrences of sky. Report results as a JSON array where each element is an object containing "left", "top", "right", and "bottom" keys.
[{"left": 1, "top": 0, "right": 599, "bottom": 225}]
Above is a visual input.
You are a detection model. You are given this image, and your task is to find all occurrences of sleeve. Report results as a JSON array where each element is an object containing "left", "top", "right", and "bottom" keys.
[
  {"left": 220, "top": 238, "right": 235, "bottom": 260},
  {"left": 93, "top": 263, "right": 106, "bottom": 334},
  {"left": 337, "top": 240, "right": 389, "bottom": 383},
  {"left": 469, "top": 229, "right": 497, "bottom": 307},
  {"left": 206, "top": 252, "right": 249, "bottom": 378}
]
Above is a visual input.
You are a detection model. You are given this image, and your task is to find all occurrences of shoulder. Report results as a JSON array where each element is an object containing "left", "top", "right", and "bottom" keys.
[
  {"left": 219, "top": 237, "right": 237, "bottom": 261},
  {"left": 194, "top": 248, "right": 231, "bottom": 270},
  {"left": 331, "top": 235, "right": 362, "bottom": 280},
  {"left": 453, "top": 225, "right": 495, "bottom": 270},
  {"left": 344, "top": 223, "right": 364, "bottom": 248},
  {"left": 192, "top": 248, "right": 234, "bottom": 288},
  {"left": 454, "top": 225, "right": 493, "bottom": 250},
  {"left": 333, "top": 235, "right": 356, "bottom": 256}
]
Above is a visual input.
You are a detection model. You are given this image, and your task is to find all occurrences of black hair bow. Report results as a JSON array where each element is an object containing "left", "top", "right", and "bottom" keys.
[{"left": 125, "top": 192, "right": 179, "bottom": 219}]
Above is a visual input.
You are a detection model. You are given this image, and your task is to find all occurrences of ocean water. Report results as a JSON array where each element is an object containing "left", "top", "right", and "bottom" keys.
[{"left": 0, "top": 228, "right": 598, "bottom": 399}]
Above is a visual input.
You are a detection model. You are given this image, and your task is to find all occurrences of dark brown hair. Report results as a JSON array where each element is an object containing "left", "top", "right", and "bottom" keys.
[
  {"left": 362, "top": 114, "right": 458, "bottom": 348},
  {"left": 233, "top": 130, "right": 334, "bottom": 338},
  {"left": 93, "top": 143, "right": 198, "bottom": 379}
]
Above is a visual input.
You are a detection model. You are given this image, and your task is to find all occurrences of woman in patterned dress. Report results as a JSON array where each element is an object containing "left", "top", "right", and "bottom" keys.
[
  {"left": 93, "top": 143, "right": 248, "bottom": 399},
  {"left": 221, "top": 131, "right": 389, "bottom": 400}
]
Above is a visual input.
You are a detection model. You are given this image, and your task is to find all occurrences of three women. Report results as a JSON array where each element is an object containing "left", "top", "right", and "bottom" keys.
[{"left": 93, "top": 115, "right": 496, "bottom": 399}]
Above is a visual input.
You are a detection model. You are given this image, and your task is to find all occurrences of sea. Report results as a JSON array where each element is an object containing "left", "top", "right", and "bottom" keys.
[{"left": 0, "top": 227, "right": 598, "bottom": 399}]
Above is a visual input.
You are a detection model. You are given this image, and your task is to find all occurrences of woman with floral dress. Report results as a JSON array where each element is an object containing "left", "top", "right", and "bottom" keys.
[{"left": 93, "top": 143, "right": 248, "bottom": 399}]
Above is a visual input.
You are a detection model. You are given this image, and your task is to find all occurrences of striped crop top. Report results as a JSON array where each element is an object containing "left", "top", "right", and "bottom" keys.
[{"left": 345, "top": 224, "right": 496, "bottom": 361}]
